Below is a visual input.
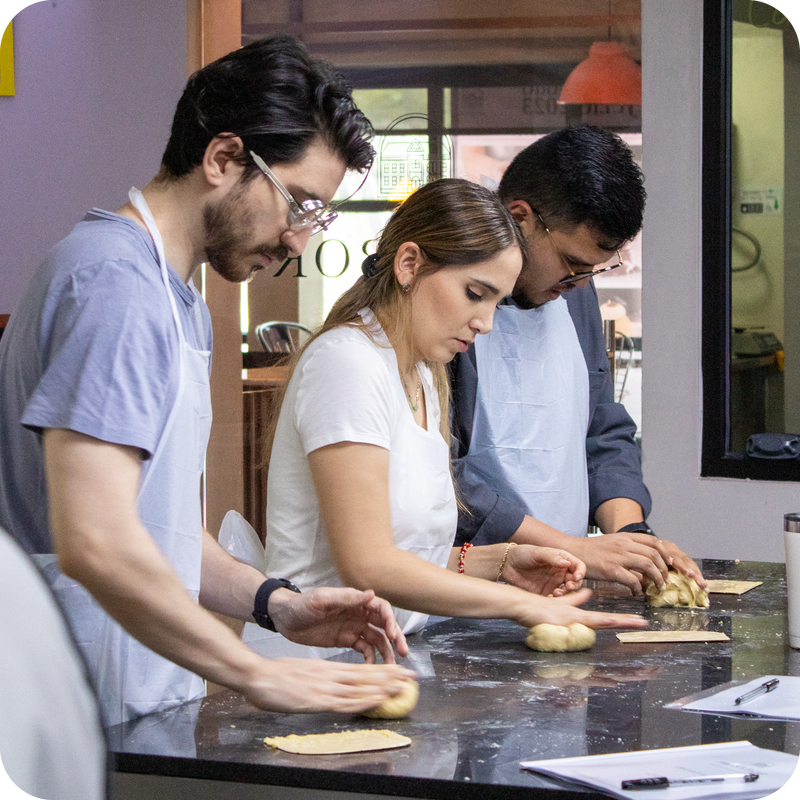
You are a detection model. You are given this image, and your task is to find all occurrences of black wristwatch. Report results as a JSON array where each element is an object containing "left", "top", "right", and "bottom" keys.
[
  {"left": 616, "top": 521, "right": 656, "bottom": 537},
  {"left": 253, "top": 578, "right": 302, "bottom": 631}
]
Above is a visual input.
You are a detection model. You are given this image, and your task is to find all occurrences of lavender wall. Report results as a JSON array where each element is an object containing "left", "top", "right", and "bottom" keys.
[{"left": 0, "top": 0, "right": 187, "bottom": 314}]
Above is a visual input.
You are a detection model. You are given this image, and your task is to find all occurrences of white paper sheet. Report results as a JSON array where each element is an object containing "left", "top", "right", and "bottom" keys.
[
  {"left": 520, "top": 741, "right": 798, "bottom": 800},
  {"left": 671, "top": 675, "right": 800, "bottom": 720}
]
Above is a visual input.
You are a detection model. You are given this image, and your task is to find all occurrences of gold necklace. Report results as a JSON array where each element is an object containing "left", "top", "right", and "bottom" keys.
[{"left": 400, "top": 370, "right": 421, "bottom": 413}]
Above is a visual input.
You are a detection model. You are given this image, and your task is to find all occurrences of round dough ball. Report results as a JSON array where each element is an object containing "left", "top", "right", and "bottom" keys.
[
  {"left": 361, "top": 679, "right": 419, "bottom": 719},
  {"left": 645, "top": 571, "right": 709, "bottom": 609},
  {"left": 526, "top": 622, "right": 596, "bottom": 652}
]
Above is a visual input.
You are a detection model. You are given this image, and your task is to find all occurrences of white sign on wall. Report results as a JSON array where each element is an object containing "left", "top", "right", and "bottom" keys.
[{"left": 739, "top": 186, "right": 783, "bottom": 214}]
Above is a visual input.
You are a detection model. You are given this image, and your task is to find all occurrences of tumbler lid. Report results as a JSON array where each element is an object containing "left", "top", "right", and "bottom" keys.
[{"left": 785, "top": 513, "right": 800, "bottom": 532}]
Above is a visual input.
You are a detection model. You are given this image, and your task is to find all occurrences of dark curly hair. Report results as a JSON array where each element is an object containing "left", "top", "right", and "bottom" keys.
[{"left": 160, "top": 35, "right": 374, "bottom": 178}]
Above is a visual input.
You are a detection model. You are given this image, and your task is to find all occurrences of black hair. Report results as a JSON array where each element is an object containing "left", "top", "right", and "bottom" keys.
[
  {"left": 498, "top": 126, "right": 646, "bottom": 248},
  {"left": 160, "top": 34, "right": 374, "bottom": 178}
]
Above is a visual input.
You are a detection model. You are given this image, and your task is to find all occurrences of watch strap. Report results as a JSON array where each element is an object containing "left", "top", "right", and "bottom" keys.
[
  {"left": 253, "top": 578, "right": 302, "bottom": 631},
  {"left": 616, "top": 521, "right": 656, "bottom": 536}
]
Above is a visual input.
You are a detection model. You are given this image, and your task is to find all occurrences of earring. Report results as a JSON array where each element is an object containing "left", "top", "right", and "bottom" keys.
[{"left": 401, "top": 283, "right": 411, "bottom": 293}]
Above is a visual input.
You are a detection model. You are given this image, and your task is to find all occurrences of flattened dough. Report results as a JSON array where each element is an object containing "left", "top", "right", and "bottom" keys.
[
  {"left": 361, "top": 679, "right": 419, "bottom": 719},
  {"left": 706, "top": 579, "right": 762, "bottom": 595},
  {"left": 617, "top": 630, "right": 729, "bottom": 643},
  {"left": 526, "top": 622, "right": 596, "bottom": 652},
  {"left": 263, "top": 729, "right": 411, "bottom": 755},
  {"left": 645, "top": 571, "right": 709, "bottom": 608}
]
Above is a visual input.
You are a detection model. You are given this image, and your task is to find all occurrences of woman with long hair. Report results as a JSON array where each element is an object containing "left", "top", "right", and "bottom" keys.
[{"left": 261, "top": 179, "right": 645, "bottom": 648}]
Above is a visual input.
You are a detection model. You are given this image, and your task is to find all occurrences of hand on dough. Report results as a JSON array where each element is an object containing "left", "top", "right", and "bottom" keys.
[
  {"left": 644, "top": 570, "right": 709, "bottom": 608},
  {"left": 361, "top": 679, "right": 419, "bottom": 719}
]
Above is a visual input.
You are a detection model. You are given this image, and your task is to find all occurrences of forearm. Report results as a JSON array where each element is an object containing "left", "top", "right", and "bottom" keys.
[
  {"left": 61, "top": 516, "right": 266, "bottom": 692},
  {"left": 199, "top": 530, "right": 266, "bottom": 621},
  {"left": 447, "top": 542, "right": 510, "bottom": 581},
  {"left": 45, "top": 430, "right": 265, "bottom": 694},
  {"left": 508, "top": 514, "right": 578, "bottom": 549},
  {"left": 594, "top": 498, "right": 646, "bottom": 535},
  {"left": 340, "top": 542, "right": 531, "bottom": 622},
  {"left": 310, "top": 443, "right": 644, "bottom": 630}
]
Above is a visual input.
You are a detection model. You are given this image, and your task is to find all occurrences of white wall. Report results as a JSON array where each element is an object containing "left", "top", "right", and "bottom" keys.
[
  {"left": 0, "top": 0, "right": 188, "bottom": 315},
  {"left": 641, "top": 0, "right": 797, "bottom": 563}
]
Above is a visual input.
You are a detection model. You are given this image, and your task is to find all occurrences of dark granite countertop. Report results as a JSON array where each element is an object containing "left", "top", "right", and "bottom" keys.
[{"left": 109, "top": 560, "right": 800, "bottom": 799}]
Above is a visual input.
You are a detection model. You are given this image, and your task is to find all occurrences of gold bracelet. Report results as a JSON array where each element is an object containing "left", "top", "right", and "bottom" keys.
[{"left": 495, "top": 543, "right": 516, "bottom": 582}]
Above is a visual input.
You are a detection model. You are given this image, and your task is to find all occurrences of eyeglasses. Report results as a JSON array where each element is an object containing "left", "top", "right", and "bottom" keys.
[
  {"left": 535, "top": 212, "right": 623, "bottom": 286},
  {"left": 249, "top": 150, "right": 338, "bottom": 235}
]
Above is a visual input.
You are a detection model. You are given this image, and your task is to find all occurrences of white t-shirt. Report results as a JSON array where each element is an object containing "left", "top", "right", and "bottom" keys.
[{"left": 264, "top": 312, "right": 457, "bottom": 636}]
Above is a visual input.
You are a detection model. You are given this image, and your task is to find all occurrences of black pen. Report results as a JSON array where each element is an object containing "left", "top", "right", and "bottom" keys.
[
  {"left": 622, "top": 772, "right": 759, "bottom": 791},
  {"left": 734, "top": 678, "right": 780, "bottom": 705}
]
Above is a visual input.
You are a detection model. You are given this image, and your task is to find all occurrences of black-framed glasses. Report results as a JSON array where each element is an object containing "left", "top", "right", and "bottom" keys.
[
  {"left": 249, "top": 150, "right": 338, "bottom": 235},
  {"left": 535, "top": 212, "right": 623, "bottom": 285}
]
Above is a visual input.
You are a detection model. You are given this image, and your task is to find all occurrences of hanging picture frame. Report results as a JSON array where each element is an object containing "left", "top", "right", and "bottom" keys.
[{"left": 1, "top": 22, "right": 15, "bottom": 96}]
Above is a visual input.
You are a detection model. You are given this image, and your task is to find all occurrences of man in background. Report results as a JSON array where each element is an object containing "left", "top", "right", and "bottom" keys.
[{"left": 451, "top": 126, "right": 704, "bottom": 594}]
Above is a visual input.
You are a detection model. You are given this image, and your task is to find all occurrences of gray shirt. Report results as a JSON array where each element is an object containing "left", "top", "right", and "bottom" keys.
[{"left": 0, "top": 209, "right": 212, "bottom": 554}]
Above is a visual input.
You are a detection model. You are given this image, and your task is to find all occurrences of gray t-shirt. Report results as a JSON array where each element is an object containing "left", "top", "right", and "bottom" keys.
[{"left": 0, "top": 209, "right": 213, "bottom": 554}]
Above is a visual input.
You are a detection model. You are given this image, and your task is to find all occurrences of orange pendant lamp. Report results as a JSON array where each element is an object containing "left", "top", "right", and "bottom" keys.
[{"left": 557, "top": 41, "right": 642, "bottom": 105}]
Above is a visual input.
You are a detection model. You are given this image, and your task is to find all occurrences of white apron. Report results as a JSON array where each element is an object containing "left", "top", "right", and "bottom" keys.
[
  {"left": 36, "top": 188, "right": 211, "bottom": 726},
  {"left": 463, "top": 298, "right": 590, "bottom": 537}
]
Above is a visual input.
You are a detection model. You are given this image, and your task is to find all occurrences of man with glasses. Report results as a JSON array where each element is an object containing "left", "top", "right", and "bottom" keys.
[
  {"left": 0, "top": 35, "right": 412, "bottom": 727},
  {"left": 451, "top": 126, "right": 705, "bottom": 595}
]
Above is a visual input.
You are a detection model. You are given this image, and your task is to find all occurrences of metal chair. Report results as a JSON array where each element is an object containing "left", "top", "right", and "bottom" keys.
[
  {"left": 614, "top": 332, "right": 637, "bottom": 403},
  {"left": 604, "top": 320, "right": 638, "bottom": 403},
  {"left": 254, "top": 321, "right": 313, "bottom": 353}
]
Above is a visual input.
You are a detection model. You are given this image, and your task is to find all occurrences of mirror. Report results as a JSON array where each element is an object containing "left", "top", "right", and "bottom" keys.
[{"left": 702, "top": 0, "right": 800, "bottom": 480}]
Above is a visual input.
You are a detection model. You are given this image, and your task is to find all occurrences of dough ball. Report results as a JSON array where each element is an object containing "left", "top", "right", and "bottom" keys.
[
  {"left": 361, "top": 679, "right": 419, "bottom": 719},
  {"left": 526, "top": 623, "right": 596, "bottom": 652},
  {"left": 645, "top": 571, "right": 709, "bottom": 609}
]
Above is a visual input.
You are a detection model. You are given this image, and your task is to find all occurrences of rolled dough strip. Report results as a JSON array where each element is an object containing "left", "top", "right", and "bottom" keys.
[
  {"left": 526, "top": 622, "right": 596, "bottom": 652},
  {"left": 361, "top": 679, "right": 419, "bottom": 719},
  {"left": 263, "top": 729, "right": 411, "bottom": 755}
]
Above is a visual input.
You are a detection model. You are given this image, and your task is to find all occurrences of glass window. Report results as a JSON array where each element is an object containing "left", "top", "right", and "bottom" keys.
[
  {"left": 702, "top": 0, "right": 800, "bottom": 479},
  {"left": 242, "top": 2, "right": 644, "bottom": 432}
]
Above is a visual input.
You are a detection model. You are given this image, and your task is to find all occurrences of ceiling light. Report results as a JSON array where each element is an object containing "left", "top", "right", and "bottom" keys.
[{"left": 558, "top": 41, "right": 642, "bottom": 105}]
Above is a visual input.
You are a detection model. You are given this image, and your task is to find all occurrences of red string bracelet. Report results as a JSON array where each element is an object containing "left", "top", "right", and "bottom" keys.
[{"left": 458, "top": 542, "right": 473, "bottom": 574}]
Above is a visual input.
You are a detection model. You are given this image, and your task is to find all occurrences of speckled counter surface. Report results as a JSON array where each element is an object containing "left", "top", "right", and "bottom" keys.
[{"left": 109, "top": 561, "right": 800, "bottom": 799}]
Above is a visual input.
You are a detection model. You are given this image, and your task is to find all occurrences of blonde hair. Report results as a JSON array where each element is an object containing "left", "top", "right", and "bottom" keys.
[{"left": 262, "top": 178, "right": 526, "bottom": 468}]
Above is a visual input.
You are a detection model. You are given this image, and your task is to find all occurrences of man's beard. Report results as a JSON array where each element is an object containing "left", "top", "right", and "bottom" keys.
[
  {"left": 511, "top": 285, "right": 541, "bottom": 310},
  {"left": 203, "top": 183, "right": 289, "bottom": 283}
]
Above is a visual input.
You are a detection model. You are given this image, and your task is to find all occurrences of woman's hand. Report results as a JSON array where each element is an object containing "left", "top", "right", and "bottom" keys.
[
  {"left": 502, "top": 544, "right": 585, "bottom": 596},
  {"left": 512, "top": 587, "right": 648, "bottom": 631}
]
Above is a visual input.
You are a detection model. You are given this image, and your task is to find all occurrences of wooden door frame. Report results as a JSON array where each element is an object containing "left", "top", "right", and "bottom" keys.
[{"left": 187, "top": 0, "right": 245, "bottom": 540}]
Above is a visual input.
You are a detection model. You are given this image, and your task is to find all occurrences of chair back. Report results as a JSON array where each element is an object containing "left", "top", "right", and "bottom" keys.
[{"left": 255, "top": 321, "right": 313, "bottom": 353}]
